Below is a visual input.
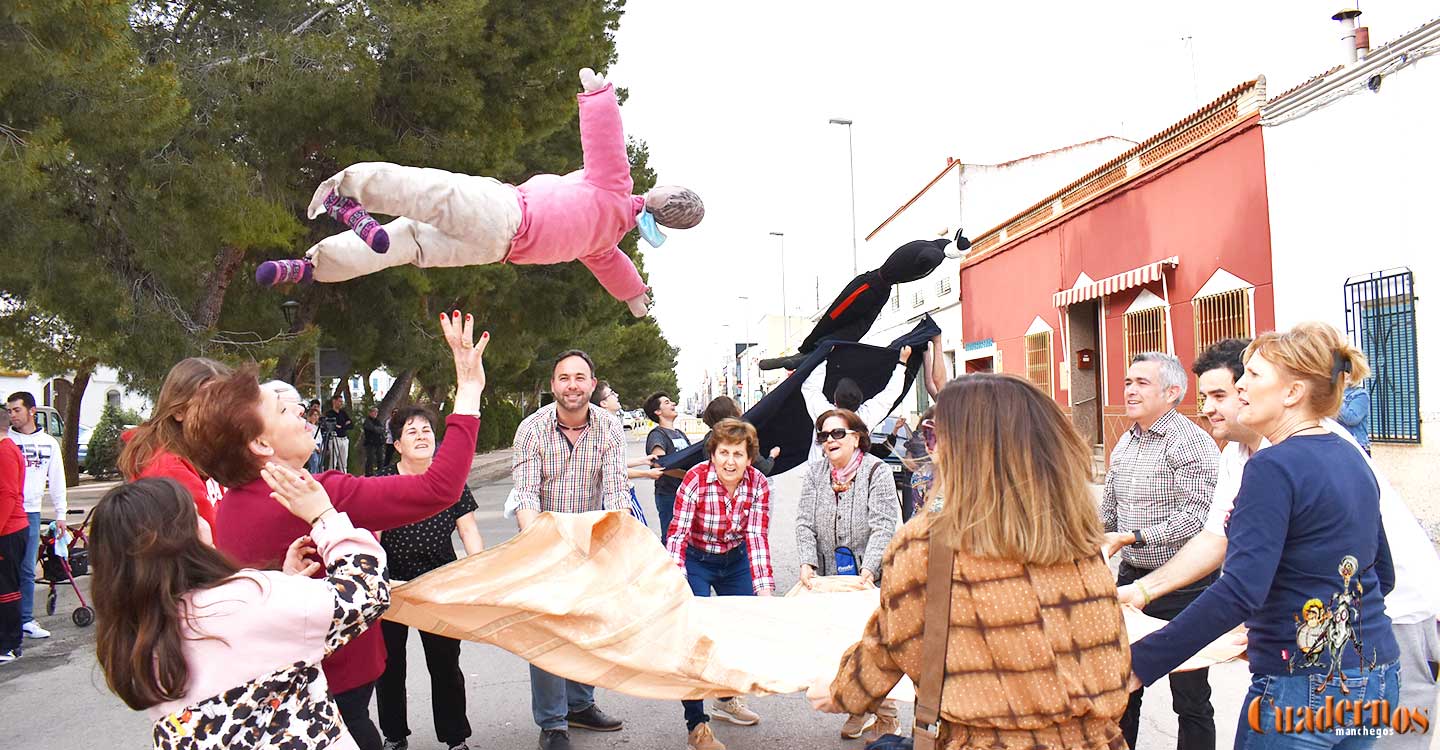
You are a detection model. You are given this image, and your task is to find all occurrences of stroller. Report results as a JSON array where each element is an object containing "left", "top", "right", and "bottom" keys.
[{"left": 36, "top": 509, "right": 94, "bottom": 627}]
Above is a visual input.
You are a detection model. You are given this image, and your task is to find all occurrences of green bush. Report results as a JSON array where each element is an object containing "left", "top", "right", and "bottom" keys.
[
  {"left": 476, "top": 398, "right": 523, "bottom": 452},
  {"left": 85, "top": 402, "right": 145, "bottom": 478}
]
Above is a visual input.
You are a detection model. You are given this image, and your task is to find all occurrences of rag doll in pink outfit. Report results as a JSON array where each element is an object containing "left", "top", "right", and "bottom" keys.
[{"left": 257, "top": 69, "right": 703, "bottom": 317}]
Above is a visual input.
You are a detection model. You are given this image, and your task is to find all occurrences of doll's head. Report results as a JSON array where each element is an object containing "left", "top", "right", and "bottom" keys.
[{"left": 644, "top": 186, "right": 705, "bottom": 229}]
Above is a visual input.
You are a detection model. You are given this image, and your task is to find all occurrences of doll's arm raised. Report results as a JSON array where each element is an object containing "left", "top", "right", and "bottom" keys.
[{"left": 577, "top": 74, "right": 634, "bottom": 195}]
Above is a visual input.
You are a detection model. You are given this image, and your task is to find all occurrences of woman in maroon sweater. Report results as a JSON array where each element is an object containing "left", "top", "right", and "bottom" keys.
[{"left": 180, "top": 311, "right": 489, "bottom": 750}]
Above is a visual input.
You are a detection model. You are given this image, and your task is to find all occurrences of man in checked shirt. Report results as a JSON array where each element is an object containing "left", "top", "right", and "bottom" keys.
[
  {"left": 1101, "top": 351, "right": 1220, "bottom": 750},
  {"left": 665, "top": 417, "right": 773, "bottom": 750},
  {"left": 512, "top": 349, "right": 629, "bottom": 750}
]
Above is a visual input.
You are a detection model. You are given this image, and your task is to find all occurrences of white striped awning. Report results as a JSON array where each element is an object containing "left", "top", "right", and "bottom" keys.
[{"left": 1053, "top": 257, "right": 1179, "bottom": 307}]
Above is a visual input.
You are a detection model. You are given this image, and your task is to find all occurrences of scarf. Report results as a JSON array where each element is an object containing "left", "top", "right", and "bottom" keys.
[{"left": 830, "top": 450, "right": 863, "bottom": 493}]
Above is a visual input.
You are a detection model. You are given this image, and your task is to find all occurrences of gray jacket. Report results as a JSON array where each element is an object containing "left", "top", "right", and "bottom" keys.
[{"left": 796, "top": 452, "right": 901, "bottom": 579}]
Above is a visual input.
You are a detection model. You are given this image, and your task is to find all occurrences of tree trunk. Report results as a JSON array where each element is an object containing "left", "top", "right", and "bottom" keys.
[
  {"left": 192, "top": 245, "right": 246, "bottom": 330},
  {"left": 375, "top": 368, "right": 415, "bottom": 419},
  {"left": 62, "top": 359, "right": 97, "bottom": 486}
]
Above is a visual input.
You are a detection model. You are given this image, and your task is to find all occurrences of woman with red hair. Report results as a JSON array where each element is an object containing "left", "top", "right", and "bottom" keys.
[{"left": 181, "top": 311, "right": 489, "bottom": 750}]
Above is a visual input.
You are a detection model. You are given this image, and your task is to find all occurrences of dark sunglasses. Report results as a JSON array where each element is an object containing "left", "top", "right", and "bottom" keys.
[{"left": 815, "top": 428, "right": 857, "bottom": 444}]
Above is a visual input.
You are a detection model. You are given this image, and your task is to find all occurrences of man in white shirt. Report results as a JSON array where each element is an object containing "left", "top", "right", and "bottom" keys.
[
  {"left": 800, "top": 346, "right": 911, "bottom": 462},
  {"left": 5, "top": 392, "right": 68, "bottom": 640},
  {"left": 1115, "top": 340, "right": 1440, "bottom": 750}
]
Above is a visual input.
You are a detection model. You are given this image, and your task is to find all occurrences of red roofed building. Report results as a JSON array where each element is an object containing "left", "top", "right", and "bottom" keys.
[{"left": 956, "top": 79, "right": 1275, "bottom": 464}]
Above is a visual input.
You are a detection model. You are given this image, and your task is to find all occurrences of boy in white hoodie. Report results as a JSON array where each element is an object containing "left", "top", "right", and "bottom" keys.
[{"left": 5, "top": 391, "right": 67, "bottom": 640}]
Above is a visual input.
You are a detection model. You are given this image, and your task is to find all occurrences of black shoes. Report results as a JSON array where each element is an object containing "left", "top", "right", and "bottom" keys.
[
  {"left": 758, "top": 352, "right": 808, "bottom": 371},
  {"left": 539, "top": 728, "right": 571, "bottom": 750},
  {"left": 566, "top": 704, "right": 624, "bottom": 732}
]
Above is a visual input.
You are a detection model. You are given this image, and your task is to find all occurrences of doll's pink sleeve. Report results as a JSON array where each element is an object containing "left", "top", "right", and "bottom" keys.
[
  {"left": 578, "top": 84, "right": 634, "bottom": 195},
  {"left": 579, "top": 247, "right": 647, "bottom": 302}
]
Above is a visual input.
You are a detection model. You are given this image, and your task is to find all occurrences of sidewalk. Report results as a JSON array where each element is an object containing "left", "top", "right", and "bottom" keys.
[{"left": 468, "top": 447, "right": 513, "bottom": 485}]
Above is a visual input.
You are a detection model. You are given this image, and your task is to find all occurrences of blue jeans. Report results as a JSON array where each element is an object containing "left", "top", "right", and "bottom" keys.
[
  {"left": 681, "top": 545, "right": 755, "bottom": 729},
  {"left": 1235, "top": 660, "right": 1401, "bottom": 750},
  {"left": 20, "top": 513, "right": 39, "bottom": 624},
  {"left": 530, "top": 665, "right": 595, "bottom": 731},
  {"left": 655, "top": 491, "right": 676, "bottom": 538}
]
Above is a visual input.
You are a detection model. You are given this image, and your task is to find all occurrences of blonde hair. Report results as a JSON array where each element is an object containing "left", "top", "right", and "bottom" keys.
[
  {"left": 1244, "top": 322, "right": 1370, "bottom": 418},
  {"left": 926, "top": 374, "right": 1103, "bottom": 564}
]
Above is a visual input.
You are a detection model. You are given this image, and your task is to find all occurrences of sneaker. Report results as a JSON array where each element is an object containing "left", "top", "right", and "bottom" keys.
[
  {"left": 840, "top": 713, "right": 875, "bottom": 739},
  {"left": 255, "top": 259, "right": 314, "bottom": 288},
  {"left": 323, "top": 192, "right": 390, "bottom": 254},
  {"left": 866, "top": 714, "right": 901, "bottom": 741},
  {"left": 0, "top": 650, "right": 19, "bottom": 664},
  {"left": 687, "top": 721, "right": 726, "bottom": 750},
  {"left": 21, "top": 621, "right": 50, "bottom": 639},
  {"left": 538, "top": 729, "right": 570, "bottom": 750},
  {"left": 380, "top": 740, "right": 408, "bottom": 750},
  {"left": 707, "top": 696, "right": 759, "bottom": 726},
  {"left": 447, "top": 744, "right": 469, "bottom": 750},
  {"left": 566, "top": 704, "right": 622, "bottom": 732}
]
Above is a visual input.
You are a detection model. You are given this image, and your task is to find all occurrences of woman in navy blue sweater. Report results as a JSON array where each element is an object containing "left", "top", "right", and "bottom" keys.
[{"left": 1130, "top": 322, "right": 1398, "bottom": 749}]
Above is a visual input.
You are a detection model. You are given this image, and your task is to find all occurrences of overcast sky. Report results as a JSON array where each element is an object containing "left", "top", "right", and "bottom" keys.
[{"left": 605, "top": 0, "right": 1433, "bottom": 394}]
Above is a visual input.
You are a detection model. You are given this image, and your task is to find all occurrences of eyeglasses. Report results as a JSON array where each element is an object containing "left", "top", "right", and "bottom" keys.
[{"left": 815, "top": 428, "right": 857, "bottom": 444}]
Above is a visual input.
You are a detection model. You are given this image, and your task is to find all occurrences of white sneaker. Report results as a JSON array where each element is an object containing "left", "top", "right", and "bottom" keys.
[
  {"left": 22, "top": 621, "right": 50, "bottom": 639},
  {"left": 0, "top": 650, "right": 19, "bottom": 664}
]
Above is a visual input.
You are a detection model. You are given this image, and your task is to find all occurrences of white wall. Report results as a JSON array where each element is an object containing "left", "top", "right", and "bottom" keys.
[
  {"left": 0, "top": 366, "right": 153, "bottom": 431},
  {"left": 1263, "top": 43, "right": 1440, "bottom": 523}
]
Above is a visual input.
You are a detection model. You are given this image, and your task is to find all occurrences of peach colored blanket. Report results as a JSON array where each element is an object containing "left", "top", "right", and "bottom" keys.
[{"left": 383, "top": 511, "right": 1242, "bottom": 701}]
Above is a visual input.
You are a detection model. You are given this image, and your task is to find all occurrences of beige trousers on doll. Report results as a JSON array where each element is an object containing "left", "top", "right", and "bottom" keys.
[{"left": 304, "top": 162, "right": 523, "bottom": 283}]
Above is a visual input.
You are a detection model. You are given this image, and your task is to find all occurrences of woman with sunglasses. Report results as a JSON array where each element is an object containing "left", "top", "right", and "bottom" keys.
[{"left": 795, "top": 407, "right": 901, "bottom": 740}]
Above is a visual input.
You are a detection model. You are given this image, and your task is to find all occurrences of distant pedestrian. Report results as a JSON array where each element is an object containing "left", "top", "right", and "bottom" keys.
[
  {"left": 643, "top": 392, "right": 691, "bottom": 534},
  {"left": 0, "top": 434, "right": 26, "bottom": 664},
  {"left": 1337, "top": 382, "right": 1372, "bottom": 455},
  {"left": 324, "top": 396, "right": 355, "bottom": 473},
  {"left": 591, "top": 381, "right": 661, "bottom": 525},
  {"left": 362, "top": 407, "right": 387, "bottom": 475}
]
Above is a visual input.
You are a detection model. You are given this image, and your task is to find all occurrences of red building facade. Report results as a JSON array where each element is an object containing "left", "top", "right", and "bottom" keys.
[{"left": 957, "top": 80, "right": 1275, "bottom": 459}]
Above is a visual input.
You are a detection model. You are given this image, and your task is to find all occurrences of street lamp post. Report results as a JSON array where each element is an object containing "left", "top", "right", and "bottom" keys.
[
  {"left": 738, "top": 296, "right": 752, "bottom": 409},
  {"left": 769, "top": 231, "right": 788, "bottom": 349},
  {"left": 828, "top": 118, "right": 857, "bottom": 276}
]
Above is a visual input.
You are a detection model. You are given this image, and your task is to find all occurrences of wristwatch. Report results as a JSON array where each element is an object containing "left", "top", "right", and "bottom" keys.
[{"left": 1131, "top": 529, "right": 1147, "bottom": 549}]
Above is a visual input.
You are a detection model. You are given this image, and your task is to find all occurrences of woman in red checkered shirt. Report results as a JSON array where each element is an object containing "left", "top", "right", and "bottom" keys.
[{"left": 664, "top": 418, "right": 773, "bottom": 750}]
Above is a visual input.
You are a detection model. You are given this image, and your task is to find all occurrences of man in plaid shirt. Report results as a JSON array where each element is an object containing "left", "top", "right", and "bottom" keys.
[
  {"left": 511, "top": 349, "right": 629, "bottom": 750},
  {"left": 1101, "top": 351, "right": 1220, "bottom": 750},
  {"left": 663, "top": 418, "right": 772, "bottom": 750}
]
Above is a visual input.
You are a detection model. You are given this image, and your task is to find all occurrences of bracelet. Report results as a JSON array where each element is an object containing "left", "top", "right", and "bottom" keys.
[
  {"left": 1134, "top": 579, "right": 1153, "bottom": 608},
  {"left": 309, "top": 507, "right": 336, "bottom": 526}
]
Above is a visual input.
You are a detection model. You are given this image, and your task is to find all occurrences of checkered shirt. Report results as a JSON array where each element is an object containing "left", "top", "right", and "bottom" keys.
[
  {"left": 666, "top": 461, "right": 775, "bottom": 593},
  {"left": 511, "top": 403, "right": 628, "bottom": 515},
  {"left": 1101, "top": 408, "right": 1220, "bottom": 568}
]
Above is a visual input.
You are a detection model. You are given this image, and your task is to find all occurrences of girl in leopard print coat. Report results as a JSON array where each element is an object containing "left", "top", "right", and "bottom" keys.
[{"left": 93, "top": 467, "right": 389, "bottom": 750}]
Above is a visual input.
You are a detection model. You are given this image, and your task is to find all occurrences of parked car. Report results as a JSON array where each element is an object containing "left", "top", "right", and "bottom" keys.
[
  {"left": 621, "top": 411, "right": 636, "bottom": 430},
  {"left": 76, "top": 425, "right": 93, "bottom": 466}
]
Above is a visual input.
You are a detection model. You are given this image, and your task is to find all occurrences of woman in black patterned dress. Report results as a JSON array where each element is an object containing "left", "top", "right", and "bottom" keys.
[{"left": 374, "top": 405, "right": 484, "bottom": 750}]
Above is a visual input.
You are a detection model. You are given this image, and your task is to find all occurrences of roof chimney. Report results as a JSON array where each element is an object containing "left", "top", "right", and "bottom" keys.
[{"left": 1332, "top": 8, "right": 1369, "bottom": 63}]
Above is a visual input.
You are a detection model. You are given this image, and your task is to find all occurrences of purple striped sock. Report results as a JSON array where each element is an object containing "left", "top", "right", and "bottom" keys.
[
  {"left": 255, "top": 259, "right": 314, "bottom": 287},
  {"left": 323, "top": 192, "right": 390, "bottom": 254}
]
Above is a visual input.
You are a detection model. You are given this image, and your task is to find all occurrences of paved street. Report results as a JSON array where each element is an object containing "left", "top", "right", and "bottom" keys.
[{"left": 2, "top": 435, "right": 1255, "bottom": 749}]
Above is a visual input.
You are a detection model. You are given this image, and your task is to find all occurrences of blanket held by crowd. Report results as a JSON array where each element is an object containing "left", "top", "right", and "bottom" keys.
[{"left": 384, "top": 511, "right": 1244, "bottom": 701}]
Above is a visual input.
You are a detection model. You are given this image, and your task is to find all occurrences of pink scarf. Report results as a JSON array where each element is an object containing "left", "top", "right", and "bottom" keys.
[{"left": 830, "top": 450, "right": 863, "bottom": 493}]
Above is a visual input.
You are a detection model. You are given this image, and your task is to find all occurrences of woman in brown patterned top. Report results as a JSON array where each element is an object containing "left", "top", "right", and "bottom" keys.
[{"left": 811, "top": 373, "right": 1132, "bottom": 750}]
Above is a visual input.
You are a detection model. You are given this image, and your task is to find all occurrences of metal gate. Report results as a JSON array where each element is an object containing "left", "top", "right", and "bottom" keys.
[{"left": 1343, "top": 269, "right": 1420, "bottom": 443}]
